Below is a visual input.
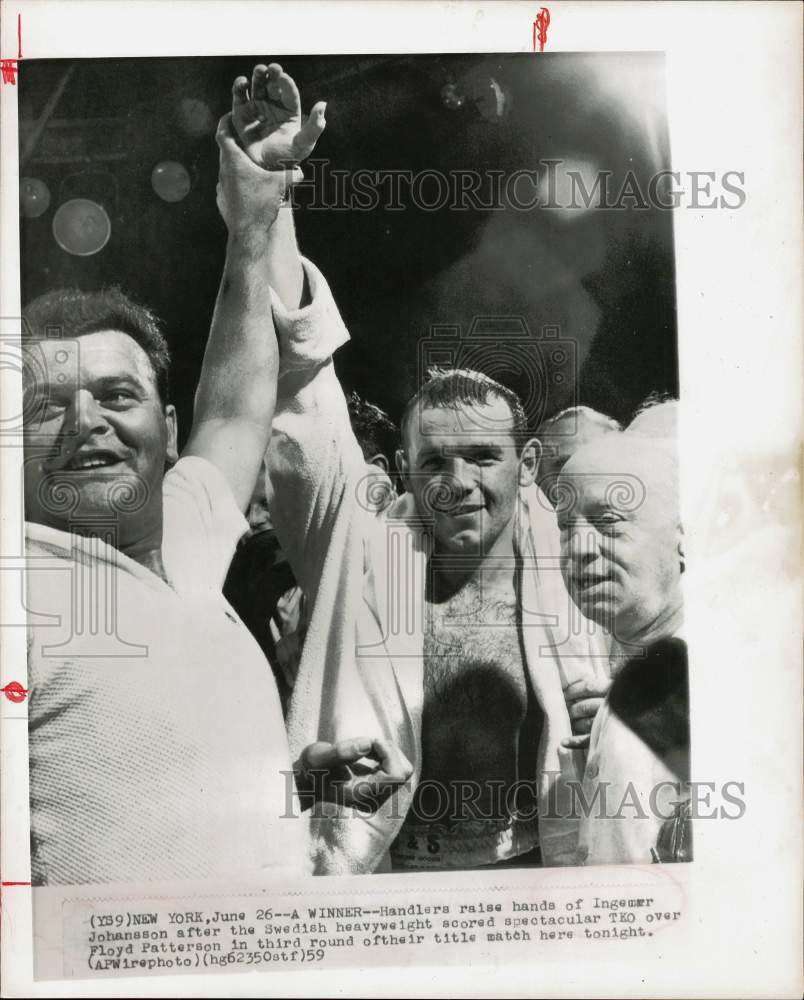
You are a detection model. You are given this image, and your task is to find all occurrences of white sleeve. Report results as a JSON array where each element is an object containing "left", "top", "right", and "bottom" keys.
[
  {"left": 161, "top": 455, "right": 248, "bottom": 593},
  {"left": 265, "top": 257, "right": 368, "bottom": 595}
]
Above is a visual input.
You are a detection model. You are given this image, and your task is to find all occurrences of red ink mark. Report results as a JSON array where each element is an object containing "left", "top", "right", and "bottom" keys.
[
  {"left": 1, "top": 681, "right": 28, "bottom": 703},
  {"left": 533, "top": 7, "right": 550, "bottom": 52},
  {"left": 1, "top": 14, "right": 21, "bottom": 85},
  {"left": 0, "top": 59, "right": 18, "bottom": 85},
  {"left": 1, "top": 881, "right": 31, "bottom": 887}
]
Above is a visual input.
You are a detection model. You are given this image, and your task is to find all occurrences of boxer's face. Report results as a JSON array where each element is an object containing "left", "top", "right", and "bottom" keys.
[
  {"left": 22, "top": 331, "right": 177, "bottom": 549},
  {"left": 400, "top": 398, "right": 537, "bottom": 557}
]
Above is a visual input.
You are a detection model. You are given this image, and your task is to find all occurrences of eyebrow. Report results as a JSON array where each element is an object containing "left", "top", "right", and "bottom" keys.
[
  {"left": 31, "top": 372, "right": 151, "bottom": 403},
  {"left": 416, "top": 443, "right": 507, "bottom": 463},
  {"left": 90, "top": 374, "right": 149, "bottom": 394},
  {"left": 558, "top": 498, "right": 633, "bottom": 523}
]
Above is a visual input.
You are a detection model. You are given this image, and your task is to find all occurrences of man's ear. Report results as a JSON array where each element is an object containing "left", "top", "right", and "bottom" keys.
[
  {"left": 368, "top": 453, "right": 389, "bottom": 473},
  {"left": 395, "top": 448, "right": 411, "bottom": 492},
  {"left": 518, "top": 437, "right": 541, "bottom": 488},
  {"left": 164, "top": 404, "right": 179, "bottom": 467}
]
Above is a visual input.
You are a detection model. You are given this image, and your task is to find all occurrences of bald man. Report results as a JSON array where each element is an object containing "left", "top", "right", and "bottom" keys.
[
  {"left": 628, "top": 395, "right": 679, "bottom": 439},
  {"left": 536, "top": 406, "right": 622, "bottom": 500},
  {"left": 556, "top": 434, "right": 690, "bottom": 865}
]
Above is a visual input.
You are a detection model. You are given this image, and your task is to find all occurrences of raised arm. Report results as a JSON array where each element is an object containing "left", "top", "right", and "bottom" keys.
[
  {"left": 231, "top": 62, "right": 326, "bottom": 310},
  {"left": 181, "top": 114, "right": 299, "bottom": 511},
  {"left": 229, "top": 63, "right": 369, "bottom": 591}
]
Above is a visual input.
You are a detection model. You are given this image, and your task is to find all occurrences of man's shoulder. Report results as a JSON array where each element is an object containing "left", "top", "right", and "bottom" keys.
[{"left": 162, "top": 455, "right": 248, "bottom": 593}]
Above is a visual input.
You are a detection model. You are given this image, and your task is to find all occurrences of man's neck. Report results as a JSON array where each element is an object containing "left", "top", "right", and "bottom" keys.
[
  {"left": 431, "top": 526, "right": 517, "bottom": 600},
  {"left": 121, "top": 535, "right": 168, "bottom": 582}
]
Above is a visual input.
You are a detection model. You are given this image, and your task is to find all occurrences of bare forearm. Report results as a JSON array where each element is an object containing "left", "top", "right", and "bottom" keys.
[
  {"left": 183, "top": 229, "right": 279, "bottom": 510},
  {"left": 194, "top": 230, "right": 278, "bottom": 423},
  {"left": 264, "top": 203, "right": 308, "bottom": 311}
]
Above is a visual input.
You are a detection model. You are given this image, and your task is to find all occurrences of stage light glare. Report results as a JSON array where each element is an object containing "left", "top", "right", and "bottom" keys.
[
  {"left": 151, "top": 160, "right": 192, "bottom": 203},
  {"left": 179, "top": 97, "right": 214, "bottom": 136},
  {"left": 20, "top": 176, "right": 51, "bottom": 218},
  {"left": 52, "top": 198, "right": 111, "bottom": 256}
]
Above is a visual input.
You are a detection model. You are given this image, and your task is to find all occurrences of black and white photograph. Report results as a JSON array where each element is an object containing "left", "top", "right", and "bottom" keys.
[
  {"left": 0, "top": 2, "right": 800, "bottom": 997},
  {"left": 18, "top": 47, "right": 689, "bottom": 886}
]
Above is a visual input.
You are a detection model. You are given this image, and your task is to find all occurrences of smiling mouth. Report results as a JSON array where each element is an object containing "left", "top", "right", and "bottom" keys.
[
  {"left": 62, "top": 451, "right": 126, "bottom": 472},
  {"left": 574, "top": 575, "right": 614, "bottom": 594}
]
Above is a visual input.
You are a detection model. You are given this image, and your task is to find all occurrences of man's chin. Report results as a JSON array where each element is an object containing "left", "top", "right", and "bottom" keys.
[
  {"left": 434, "top": 528, "right": 483, "bottom": 556},
  {"left": 574, "top": 588, "right": 619, "bottom": 626},
  {"left": 31, "top": 471, "right": 153, "bottom": 529}
]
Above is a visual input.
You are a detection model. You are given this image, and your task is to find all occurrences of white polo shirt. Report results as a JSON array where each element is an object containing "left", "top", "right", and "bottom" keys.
[{"left": 27, "top": 456, "right": 309, "bottom": 885}]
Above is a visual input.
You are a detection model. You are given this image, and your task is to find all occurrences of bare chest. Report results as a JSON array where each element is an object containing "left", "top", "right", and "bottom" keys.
[{"left": 423, "top": 585, "right": 528, "bottom": 711}]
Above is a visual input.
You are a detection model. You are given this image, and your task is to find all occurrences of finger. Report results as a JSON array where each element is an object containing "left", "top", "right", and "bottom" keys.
[
  {"left": 297, "top": 101, "right": 327, "bottom": 148},
  {"left": 273, "top": 66, "right": 301, "bottom": 115},
  {"left": 266, "top": 62, "right": 283, "bottom": 84},
  {"left": 564, "top": 678, "right": 589, "bottom": 699},
  {"left": 571, "top": 716, "right": 594, "bottom": 735},
  {"left": 301, "top": 738, "right": 374, "bottom": 770},
  {"left": 251, "top": 63, "right": 269, "bottom": 102},
  {"left": 565, "top": 676, "right": 610, "bottom": 700},
  {"left": 568, "top": 697, "right": 603, "bottom": 721},
  {"left": 369, "top": 739, "right": 414, "bottom": 783},
  {"left": 215, "top": 112, "right": 238, "bottom": 150},
  {"left": 232, "top": 76, "right": 249, "bottom": 107},
  {"left": 561, "top": 734, "right": 591, "bottom": 750}
]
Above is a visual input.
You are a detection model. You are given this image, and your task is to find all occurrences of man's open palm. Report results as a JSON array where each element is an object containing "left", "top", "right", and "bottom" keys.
[{"left": 232, "top": 62, "right": 326, "bottom": 169}]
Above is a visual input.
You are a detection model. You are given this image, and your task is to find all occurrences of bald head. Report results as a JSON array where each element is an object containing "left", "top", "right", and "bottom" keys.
[
  {"left": 561, "top": 434, "right": 679, "bottom": 521},
  {"left": 628, "top": 399, "right": 679, "bottom": 439},
  {"left": 557, "top": 432, "right": 683, "bottom": 645},
  {"left": 537, "top": 406, "right": 622, "bottom": 494}
]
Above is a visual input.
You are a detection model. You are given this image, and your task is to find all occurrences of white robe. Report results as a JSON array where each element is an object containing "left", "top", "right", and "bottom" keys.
[{"left": 267, "top": 259, "right": 611, "bottom": 874}]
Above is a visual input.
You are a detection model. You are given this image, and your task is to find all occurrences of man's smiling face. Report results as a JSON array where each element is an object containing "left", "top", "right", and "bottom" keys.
[
  {"left": 400, "top": 397, "right": 535, "bottom": 557},
  {"left": 23, "top": 330, "right": 177, "bottom": 548}
]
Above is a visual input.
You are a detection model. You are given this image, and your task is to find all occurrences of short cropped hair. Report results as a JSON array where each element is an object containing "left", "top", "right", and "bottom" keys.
[
  {"left": 346, "top": 391, "right": 399, "bottom": 464},
  {"left": 400, "top": 367, "right": 529, "bottom": 450},
  {"left": 22, "top": 287, "right": 171, "bottom": 404}
]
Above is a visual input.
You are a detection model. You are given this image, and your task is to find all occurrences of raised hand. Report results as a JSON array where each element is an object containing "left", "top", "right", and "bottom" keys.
[
  {"left": 215, "top": 113, "right": 302, "bottom": 235},
  {"left": 232, "top": 62, "right": 326, "bottom": 170}
]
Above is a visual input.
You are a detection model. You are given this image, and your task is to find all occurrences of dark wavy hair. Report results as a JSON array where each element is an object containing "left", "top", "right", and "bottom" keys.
[
  {"left": 22, "top": 287, "right": 171, "bottom": 404},
  {"left": 400, "top": 367, "right": 529, "bottom": 451},
  {"left": 346, "top": 391, "right": 399, "bottom": 464}
]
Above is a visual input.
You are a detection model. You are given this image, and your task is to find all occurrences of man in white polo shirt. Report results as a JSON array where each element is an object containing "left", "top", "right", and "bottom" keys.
[{"left": 23, "top": 108, "right": 410, "bottom": 886}]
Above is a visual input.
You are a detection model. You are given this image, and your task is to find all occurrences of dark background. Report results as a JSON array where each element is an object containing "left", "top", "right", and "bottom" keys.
[{"left": 18, "top": 53, "right": 678, "bottom": 445}]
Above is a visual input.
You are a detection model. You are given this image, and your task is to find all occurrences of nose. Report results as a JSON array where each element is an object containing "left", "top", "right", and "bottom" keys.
[
  {"left": 566, "top": 519, "right": 601, "bottom": 569},
  {"left": 443, "top": 456, "right": 476, "bottom": 495},
  {"left": 69, "top": 389, "right": 111, "bottom": 441}
]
